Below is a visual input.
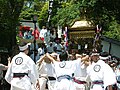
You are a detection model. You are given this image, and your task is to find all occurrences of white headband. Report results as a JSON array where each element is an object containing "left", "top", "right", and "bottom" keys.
[
  {"left": 99, "top": 56, "right": 109, "bottom": 60},
  {"left": 19, "top": 44, "right": 28, "bottom": 51},
  {"left": 91, "top": 53, "right": 99, "bottom": 56},
  {"left": 50, "top": 53, "right": 58, "bottom": 57}
]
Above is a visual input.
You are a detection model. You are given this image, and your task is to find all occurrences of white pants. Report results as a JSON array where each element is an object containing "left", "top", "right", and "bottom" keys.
[
  {"left": 53, "top": 79, "right": 76, "bottom": 90},
  {"left": 10, "top": 76, "right": 32, "bottom": 90},
  {"left": 74, "top": 82, "right": 86, "bottom": 90},
  {"left": 39, "top": 77, "right": 47, "bottom": 90}
]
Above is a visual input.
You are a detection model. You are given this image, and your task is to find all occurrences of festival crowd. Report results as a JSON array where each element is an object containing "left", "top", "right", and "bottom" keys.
[{"left": 0, "top": 26, "right": 120, "bottom": 90}]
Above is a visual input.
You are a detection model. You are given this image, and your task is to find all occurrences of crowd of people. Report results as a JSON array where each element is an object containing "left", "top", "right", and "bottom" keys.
[
  {"left": 19, "top": 26, "right": 53, "bottom": 44},
  {"left": 0, "top": 26, "right": 120, "bottom": 90}
]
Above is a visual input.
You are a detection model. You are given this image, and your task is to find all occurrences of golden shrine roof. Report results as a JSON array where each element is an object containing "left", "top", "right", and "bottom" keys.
[{"left": 70, "top": 20, "right": 95, "bottom": 30}]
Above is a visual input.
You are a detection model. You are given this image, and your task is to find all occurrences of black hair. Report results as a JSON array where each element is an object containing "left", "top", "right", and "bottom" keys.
[
  {"left": 53, "top": 46, "right": 57, "bottom": 52},
  {"left": 19, "top": 42, "right": 27, "bottom": 52},
  {"left": 44, "top": 48, "right": 47, "bottom": 53},
  {"left": 59, "top": 52, "right": 68, "bottom": 61},
  {"left": 100, "top": 52, "right": 109, "bottom": 57},
  {"left": 19, "top": 42, "right": 27, "bottom": 47}
]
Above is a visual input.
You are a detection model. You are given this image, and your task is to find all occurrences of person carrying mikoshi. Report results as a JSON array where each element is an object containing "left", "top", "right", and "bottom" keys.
[
  {"left": 36, "top": 50, "right": 60, "bottom": 90},
  {"left": 5, "top": 42, "right": 40, "bottom": 90},
  {"left": 45, "top": 51, "right": 89, "bottom": 90},
  {"left": 86, "top": 51, "right": 117, "bottom": 90}
]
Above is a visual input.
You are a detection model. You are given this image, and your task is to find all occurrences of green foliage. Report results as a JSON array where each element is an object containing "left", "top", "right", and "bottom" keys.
[
  {"left": 105, "top": 19, "right": 120, "bottom": 40},
  {"left": 38, "top": 2, "right": 49, "bottom": 28},
  {"left": 52, "top": 2, "right": 80, "bottom": 27},
  {"left": 19, "top": 0, "right": 45, "bottom": 20},
  {"left": 1, "top": 0, "right": 120, "bottom": 47},
  {"left": 0, "top": 0, "right": 24, "bottom": 49},
  {"left": 72, "top": 0, "right": 120, "bottom": 40},
  {"left": 20, "top": 7, "right": 34, "bottom": 20}
]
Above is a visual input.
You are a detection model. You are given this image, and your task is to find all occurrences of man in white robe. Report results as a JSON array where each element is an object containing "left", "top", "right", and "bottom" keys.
[
  {"left": 86, "top": 52, "right": 116, "bottom": 90},
  {"left": 46, "top": 52, "right": 89, "bottom": 90},
  {"left": 36, "top": 54, "right": 57, "bottom": 90},
  {"left": 5, "top": 42, "right": 40, "bottom": 90}
]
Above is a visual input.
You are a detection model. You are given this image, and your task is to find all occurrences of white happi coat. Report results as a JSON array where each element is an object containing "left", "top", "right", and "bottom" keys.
[
  {"left": 5, "top": 52, "right": 39, "bottom": 90},
  {"left": 37, "top": 61, "right": 56, "bottom": 90},
  {"left": 53, "top": 59, "right": 82, "bottom": 90},
  {"left": 87, "top": 60, "right": 116, "bottom": 90}
]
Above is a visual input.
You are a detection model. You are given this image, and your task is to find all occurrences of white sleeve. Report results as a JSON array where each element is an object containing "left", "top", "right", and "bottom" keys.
[
  {"left": 103, "top": 64, "right": 117, "bottom": 88},
  {"left": 5, "top": 63, "right": 12, "bottom": 84},
  {"left": 28, "top": 58, "right": 39, "bottom": 85}
]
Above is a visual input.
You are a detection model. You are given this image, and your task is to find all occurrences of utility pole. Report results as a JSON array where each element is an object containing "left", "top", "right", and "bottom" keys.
[{"left": 33, "top": 15, "right": 37, "bottom": 63}]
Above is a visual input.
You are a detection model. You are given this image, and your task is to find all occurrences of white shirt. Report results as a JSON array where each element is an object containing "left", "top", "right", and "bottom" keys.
[
  {"left": 5, "top": 52, "right": 39, "bottom": 90},
  {"left": 53, "top": 60, "right": 82, "bottom": 90},
  {"left": 40, "top": 29, "right": 47, "bottom": 38},
  {"left": 87, "top": 60, "right": 116, "bottom": 90}
]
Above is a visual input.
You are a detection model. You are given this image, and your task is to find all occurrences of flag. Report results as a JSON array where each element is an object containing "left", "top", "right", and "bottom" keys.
[
  {"left": 64, "top": 27, "right": 68, "bottom": 50},
  {"left": 96, "top": 25, "right": 102, "bottom": 34},
  {"left": 93, "top": 25, "right": 102, "bottom": 47}
]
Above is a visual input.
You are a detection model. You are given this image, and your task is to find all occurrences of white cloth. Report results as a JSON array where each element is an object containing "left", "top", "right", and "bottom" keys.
[
  {"left": 5, "top": 52, "right": 39, "bottom": 90},
  {"left": 38, "top": 48, "right": 44, "bottom": 55},
  {"left": 37, "top": 61, "right": 56, "bottom": 90},
  {"left": 39, "top": 77, "right": 47, "bottom": 90},
  {"left": 53, "top": 60, "right": 82, "bottom": 90},
  {"left": 40, "top": 29, "right": 47, "bottom": 38},
  {"left": 87, "top": 60, "right": 116, "bottom": 90},
  {"left": 37, "top": 61, "right": 56, "bottom": 77}
]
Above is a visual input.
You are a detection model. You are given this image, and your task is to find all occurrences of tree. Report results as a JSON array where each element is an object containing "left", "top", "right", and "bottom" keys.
[
  {"left": 0, "top": 0, "right": 24, "bottom": 51},
  {"left": 51, "top": 2, "right": 80, "bottom": 27},
  {"left": 88, "top": 0, "right": 120, "bottom": 40},
  {"left": 19, "top": 0, "right": 120, "bottom": 40},
  {"left": 37, "top": 1, "right": 49, "bottom": 28},
  {"left": 105, "top": 18, "right": 120, "bottom": 40}
]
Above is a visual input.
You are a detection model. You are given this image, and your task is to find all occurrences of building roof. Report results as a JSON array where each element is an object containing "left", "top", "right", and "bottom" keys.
[{"left": 20, "top": 20, "right": 40, "bottom": 31}]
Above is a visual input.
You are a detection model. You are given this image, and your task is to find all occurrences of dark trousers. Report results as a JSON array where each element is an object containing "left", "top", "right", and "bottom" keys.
[
  {"left": 105, "top": 84, "right": 117, "bottom": 90},
  {"left": 0, "top": 80, "right": 2, "bottom": 89},
  {"left": 0, "top": 79, "right": 11, "bottom": 90}
]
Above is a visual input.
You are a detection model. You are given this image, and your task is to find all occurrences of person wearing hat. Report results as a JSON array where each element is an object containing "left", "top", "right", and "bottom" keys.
[
  {"left": 86, "top": 51, "right": 116, "bottom": 90},
  {"left": 5, "top": 42, "right": 40, "bottom": 90}
]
